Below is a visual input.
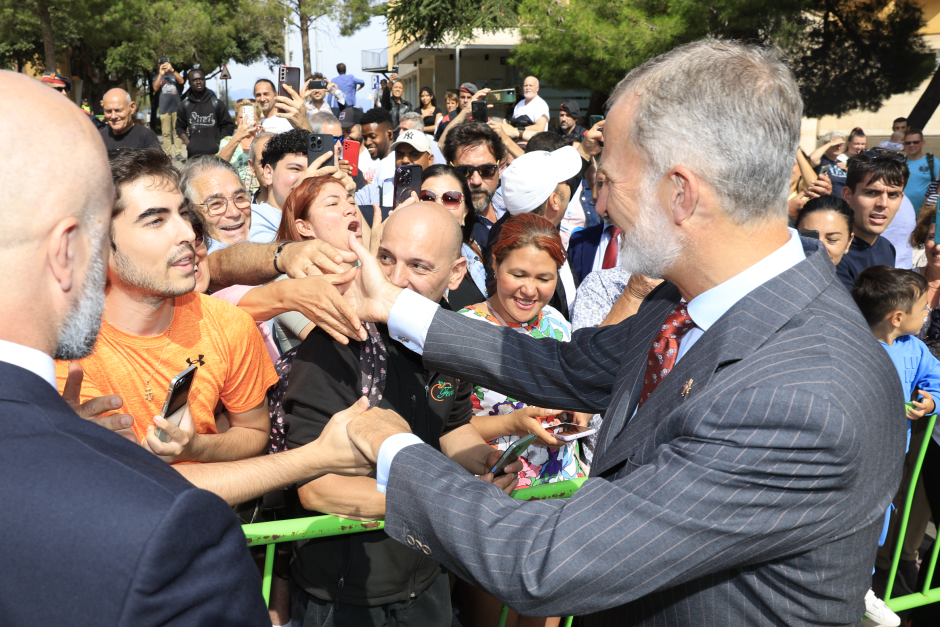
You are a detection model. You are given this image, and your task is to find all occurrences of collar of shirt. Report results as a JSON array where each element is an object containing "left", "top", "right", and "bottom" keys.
[
  {"left": 0, "top": 338, "right": 56, "bottom": 389},
  {"left": 686, "top": 228, "right": 806, "bottom": 335},
  {"left": 306, "top": 101, "right": 332, "bottom": 115},
  {"left": 850, "top": 236, "right": 877, "bottom": 252}
]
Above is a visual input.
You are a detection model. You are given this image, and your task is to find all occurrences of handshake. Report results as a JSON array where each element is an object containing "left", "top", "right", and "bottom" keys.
[{"left": 314, "top": 397, "right": 412, "bottom": 476}]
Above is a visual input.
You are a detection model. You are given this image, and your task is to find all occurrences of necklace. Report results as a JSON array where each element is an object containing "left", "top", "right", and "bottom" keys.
[{"left": 143, "top": 326, "right": 173, "bottom": 402}]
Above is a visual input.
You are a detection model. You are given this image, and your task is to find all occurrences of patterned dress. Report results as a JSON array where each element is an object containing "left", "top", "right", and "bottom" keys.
[
  {"left": 458, "top": 302, "right": 586, "bottom": 487},
  {"left": 218, "top": 136, "right": 259, "bottom": 194}
]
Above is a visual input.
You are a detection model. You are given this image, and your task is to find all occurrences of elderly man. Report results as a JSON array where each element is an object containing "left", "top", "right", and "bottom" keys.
[
  {"left": 180, "top": 155, "right": 252, "bottom": 251},
  {"left": 507, "top": 76, "right": 549, "bottom": 136},
  {"left": 0, "top": 69, "right": 376, "bottom": 626},
  {"left": 339, "top": 39, "right": 904, "bottom": 625},
  {"left": 285, "top": 202, "right": 513, "bottom": 627},
  {"left": 100, "top": 88, "right": 161, "bottom": 151}
]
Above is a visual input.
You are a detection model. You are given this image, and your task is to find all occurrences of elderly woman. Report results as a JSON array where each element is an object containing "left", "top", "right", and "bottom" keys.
[{"left": 217, "top": 99, "right": 264, "bottom": 193}]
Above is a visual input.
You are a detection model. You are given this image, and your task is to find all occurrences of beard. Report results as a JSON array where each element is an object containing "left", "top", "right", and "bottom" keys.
[
  {"left": 111, "top": 243, "right": 197, "bottom": 306},
  {"left": 468, "top": 184, "right": 495, "bottom": 215},
  {"left": 617, "top": 177, "right": 687, "bottom": 279},
  {"left": 54, "top": 232, "right": 107, "bottom": 360}
]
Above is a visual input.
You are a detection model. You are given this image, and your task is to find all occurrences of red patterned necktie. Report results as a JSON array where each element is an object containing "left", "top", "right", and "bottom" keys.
[
  {"left": 601, "top": 226, "right": 622, "bottom": 269},
  {"left": 638, "top": 302, "right": 696, "bottom": 408}
]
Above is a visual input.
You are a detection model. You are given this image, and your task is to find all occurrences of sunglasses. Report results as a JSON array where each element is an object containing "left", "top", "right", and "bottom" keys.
[
  {"left": 191, "top": 218, "right": 205, "bottom": 248},
  {"left": 904, "top": 140, "right": 923, "bottom": 146},
  {"left": 420, "top": 189, "right": 463, "bottom": 208},
  {"left": 859, "top": 149, "right": 906, "bottom": 163},
  {"left": 452, "top": 163, "right": 499, "bottom": 180}
]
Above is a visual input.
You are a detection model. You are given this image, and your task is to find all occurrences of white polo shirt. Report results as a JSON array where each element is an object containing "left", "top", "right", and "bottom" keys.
[{"left": 512, "top": 96, "right": 550, "bottom": 125}]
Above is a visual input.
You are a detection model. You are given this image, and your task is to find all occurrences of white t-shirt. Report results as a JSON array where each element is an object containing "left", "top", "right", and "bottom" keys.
[
  {"left": 261, "top": 115, "right": 293, "bottom": 134},
  {"left": 513, "top": 96, "right": 550, "bottom": 125}
]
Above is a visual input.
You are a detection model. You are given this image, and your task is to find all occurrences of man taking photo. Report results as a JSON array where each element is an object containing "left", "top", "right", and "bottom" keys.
[
  {"left": 176, "top": 69, "right": 235, "bottom": 158},
  {"left": 153, "top": 57, "right": 185, "bottom": 161}
]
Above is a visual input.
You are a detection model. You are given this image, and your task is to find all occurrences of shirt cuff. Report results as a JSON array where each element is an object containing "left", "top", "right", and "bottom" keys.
[
  {"left": 375, "top": 433, "right": 423, "bottom": 493},
  {"left": 387, "top": 289, "right": 440, "bottom": 355}
]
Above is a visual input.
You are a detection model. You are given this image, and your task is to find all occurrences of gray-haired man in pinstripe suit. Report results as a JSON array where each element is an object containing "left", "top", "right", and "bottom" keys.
[{"left": 339, "top": 39, "right": 905, "bottom": 626}]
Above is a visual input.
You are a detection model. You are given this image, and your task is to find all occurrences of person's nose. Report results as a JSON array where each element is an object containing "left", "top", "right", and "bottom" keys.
[
  {"left": 386, "top": 263, "right": 409, "bottom": 289},
  {"left": 223, "top": 198, "right": 242, "bottom": 221},
  {"left": 469, "top": 171, "right": 483, "bottom": 187}
]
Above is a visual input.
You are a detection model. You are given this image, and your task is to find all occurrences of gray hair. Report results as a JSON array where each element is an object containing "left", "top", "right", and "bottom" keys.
[
  {"left": 400, "top": 111, "right": 423, "bottom": 125},
  {"left": 248, "top": 132, "right": 275, "bottom": 162},
  {"left": 608, "top": 39, "right": 802, "bottom": 225},
  {"left": 309, "top": 112, "right": 341, "bottom": 133},
  {"left": 179, "top": 155, "right": 244, "bottom": 203},
  {"left": 821, "top": 130, "right": 845, "bottom": 142}
]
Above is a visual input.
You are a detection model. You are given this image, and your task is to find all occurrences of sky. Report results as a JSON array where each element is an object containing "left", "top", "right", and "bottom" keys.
[{"left": 217, "top": 15, "right": 388, "bottom": 109}]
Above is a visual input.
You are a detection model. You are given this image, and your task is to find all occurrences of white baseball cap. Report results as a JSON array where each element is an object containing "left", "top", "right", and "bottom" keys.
[
  {"left": 389, "top": 129, "right": 432, "bottom": 155},
  {"left": 502, "top": 146, "right": 582, "bottom": 215}
]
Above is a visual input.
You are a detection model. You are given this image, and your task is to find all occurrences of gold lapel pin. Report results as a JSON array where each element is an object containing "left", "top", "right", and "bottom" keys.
[{"left": 682, "top": 379, "right": 694, "bottom": 397}]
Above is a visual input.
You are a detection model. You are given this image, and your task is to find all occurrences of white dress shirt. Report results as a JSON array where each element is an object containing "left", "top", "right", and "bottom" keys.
[
  {"left": 376, "top": 228, "right": 808, "bottom": 490},
  {"left": 0, "top": 339, "right": 57, "bottom": 389}
]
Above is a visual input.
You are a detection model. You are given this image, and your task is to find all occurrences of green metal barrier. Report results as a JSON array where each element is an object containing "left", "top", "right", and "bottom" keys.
[
  {"left": 885, "top": 410, "right": 938, "bottom": 614},
  {"left": 242, "top": 476, "right": 588, "bottom": 615}
]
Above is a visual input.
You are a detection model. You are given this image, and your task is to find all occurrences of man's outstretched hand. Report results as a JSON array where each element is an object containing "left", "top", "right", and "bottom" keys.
[
  {"left": 316, "top": 397, "right": 385, "bottom": 475},
  {"left": 63, "top": 361, "right": 137, "bottom": 442},
  {"left": 346, "top": 405, "right": 413, "bottom": 464},
  {"left": 345, "top": 232, "right": 404, "bottom": 324}
]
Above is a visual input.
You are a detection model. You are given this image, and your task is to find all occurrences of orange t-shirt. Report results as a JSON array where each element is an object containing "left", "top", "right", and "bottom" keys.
[{"left": 55, "top": 292, "right": 278, "bottom": 443}]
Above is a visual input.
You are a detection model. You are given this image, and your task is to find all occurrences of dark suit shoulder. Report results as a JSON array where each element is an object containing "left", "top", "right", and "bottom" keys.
[{"left": 569, "top": 223, "right": 603, "bottom": 249}]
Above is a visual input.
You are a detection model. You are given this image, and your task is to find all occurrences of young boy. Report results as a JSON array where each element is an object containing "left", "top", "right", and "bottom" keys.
[{"left": 852, "top": 265, "right": 940, "bottom": 625}]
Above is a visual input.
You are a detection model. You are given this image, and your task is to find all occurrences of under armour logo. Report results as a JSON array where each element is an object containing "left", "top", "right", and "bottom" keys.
[{"left": 186, "top": 355, "right": 206, "bottom": 367}]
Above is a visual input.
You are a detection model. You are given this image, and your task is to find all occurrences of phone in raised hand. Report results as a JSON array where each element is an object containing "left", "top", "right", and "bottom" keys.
[
  {"left": 278, "top": 66, "right": 301, "bottom": 99},
  {"left": 154, "top": 365, "right": 197, "bottom": 443}
]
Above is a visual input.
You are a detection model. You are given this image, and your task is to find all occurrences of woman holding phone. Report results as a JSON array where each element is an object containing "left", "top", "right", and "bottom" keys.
[
  {"left": 455, "top": 213, "right": 579, "bottom": 627},
  {"left": 217, "top": 99, "right": 263, "bottom": 193}
]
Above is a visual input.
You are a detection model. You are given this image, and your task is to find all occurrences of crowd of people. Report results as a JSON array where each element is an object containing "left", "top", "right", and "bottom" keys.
[{"left": 8, "top": 38, "right": 940, "bottom": 627}]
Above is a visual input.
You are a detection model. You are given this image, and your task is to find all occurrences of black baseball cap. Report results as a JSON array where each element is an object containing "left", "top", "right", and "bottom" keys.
[
  {"left": 338, "top": 108, "right": 363, "bottom": 128},
  {"left": 560, "top": 100, "right": 580, "bottom": 118}
]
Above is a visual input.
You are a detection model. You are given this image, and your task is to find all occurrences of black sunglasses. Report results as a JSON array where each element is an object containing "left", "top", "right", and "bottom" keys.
[
  {"left": 859, "top": 148, "right": 906, "bottom": 163},
  {"left": 452, "top": 163, "right": 499, "bottom": 180},
  {"left": 190, "top": 218, "right": 205, "bottom": 248}
]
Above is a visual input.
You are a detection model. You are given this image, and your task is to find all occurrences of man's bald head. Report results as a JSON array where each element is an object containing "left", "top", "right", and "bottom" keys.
[
  {"left": 102, "top": 88, "right": 136, "bottom": 136},
  {"left": 0, "top": 70, "right": 111, "bottom": 358},
  {"left": 378, "top": 202, "right": 466, "bottom": 303},
  {"left": 385, "top": 202, "right": 462, "bottom": 261}
]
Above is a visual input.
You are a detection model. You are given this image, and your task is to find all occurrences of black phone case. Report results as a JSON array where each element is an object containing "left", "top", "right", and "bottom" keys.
[
  {"left": 278, "top": 66, "right": 301, "bottom": 98},
  {"left": 471, "top": 101, "right": 487, "bottom": 123},
  {"left": 393, "top": 165, "right": 422, "bottom": 207},
  {"left": 308, "top": 134, "right": 335, "bottom": 168}
]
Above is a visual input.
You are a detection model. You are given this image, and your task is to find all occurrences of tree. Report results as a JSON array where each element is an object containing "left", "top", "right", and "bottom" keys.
[
  {"left": 383, "top": 0, "right": 935, "bottom": 120},
  {"left": 280, "top": 0, "right": 380, "bottom": 79}
]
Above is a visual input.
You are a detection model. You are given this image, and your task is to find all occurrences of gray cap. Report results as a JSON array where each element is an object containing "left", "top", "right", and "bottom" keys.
[{"left": 459, "top": 82, "right": 478, "bottom": 95}]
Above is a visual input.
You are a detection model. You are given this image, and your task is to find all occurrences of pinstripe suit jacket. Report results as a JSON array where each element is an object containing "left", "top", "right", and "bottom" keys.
[{"left": 383, "top": 239, "right": 905, "bottom": 625}]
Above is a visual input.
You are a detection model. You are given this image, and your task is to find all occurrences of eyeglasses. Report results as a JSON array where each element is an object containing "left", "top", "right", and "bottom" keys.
[
  {"left": 452, "top": 162, "right": 500, "bottom": 180},
  {"left": 904, "top": 140, "right": 923, "bottom": 146},
  {"left": 420, "top": 189, "right": 463, "bottom": 208},
  {"left": 858, "top": 149, "right": 906, "bottom": 163},
  {"left": 197, "top": 191, "right": 251, "bottom": 216}
]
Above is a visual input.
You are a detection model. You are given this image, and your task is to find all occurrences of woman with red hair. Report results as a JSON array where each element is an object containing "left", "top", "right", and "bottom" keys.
[
  {"left": 457, "top": 212, "right": 582, "bottom": 627},
  {"left": 272, "top": 176, "right": 365, "bottom": 352}
]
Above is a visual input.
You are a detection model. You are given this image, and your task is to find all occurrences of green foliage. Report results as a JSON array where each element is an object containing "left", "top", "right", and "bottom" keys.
[{"left": 386, "top": 0, "right": 520, "bottom": 47}]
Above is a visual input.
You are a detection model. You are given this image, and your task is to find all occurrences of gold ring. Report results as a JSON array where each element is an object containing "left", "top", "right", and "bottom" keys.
[{"left": 304, "top": 263, "right": 315, "bottom": 274}]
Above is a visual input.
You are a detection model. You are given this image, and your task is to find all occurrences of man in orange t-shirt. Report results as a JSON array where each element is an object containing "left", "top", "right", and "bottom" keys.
[{"left": 55, "top": 148, "right": 277, "bottom": 465}]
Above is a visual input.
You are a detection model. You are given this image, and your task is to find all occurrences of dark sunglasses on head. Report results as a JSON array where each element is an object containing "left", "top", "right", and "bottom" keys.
[
  {"left": 858, "top": 148, "right": 906, "bottom": 163},
  {"left": 420, "top": 189, "right": 463, "bottom": 208},
  {"left": 452, "top": 162, "right": 499, "bottom": 179}
]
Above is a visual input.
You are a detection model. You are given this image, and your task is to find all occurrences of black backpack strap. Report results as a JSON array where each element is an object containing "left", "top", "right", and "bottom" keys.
[{"left": 929, "top": 153, "right": 937, "bottom": 182}]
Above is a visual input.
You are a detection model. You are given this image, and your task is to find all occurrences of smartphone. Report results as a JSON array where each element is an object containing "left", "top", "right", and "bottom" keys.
[
  {"left": 550, "top": 423, "right": 597, "bottom": 442},
  {"left": 308, "top": 133, "right": 335, "bottom": 168},
  {"left": 485, "top": 88, "right": 516, "bottom": 104},
  {"left": 798, "top": 230, "right": 819, "bottom": 240},
  {"left": 278, "top": 66, "right": 301, "bottom": 98},
  {"left": 471, "top": 100, "right": 488, "bottom": 123},
  {"left": 343, "top": 139, "right": 361, "bottom": 176},
  {"left": 393, "top": 165, "right": 422, "bottom": 206},
  {"left": 154, "top": 365, "right": 197, "bottom": 443},
  {"left": 241, "top": 105, "right": 255, "bottom": 126},
  {"left": 490, "top": 434, "right": 538, "bottom": 476},
  {"left": 391, "top": 65, "right": 399, "bottom": 74},
  {"left": 589, "top": 115, "right": 604, "bottom": 127}
]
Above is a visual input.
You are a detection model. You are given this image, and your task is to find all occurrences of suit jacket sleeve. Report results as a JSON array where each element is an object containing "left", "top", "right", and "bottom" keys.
[
  {"left": 384, "top": 387, "right": 870, "bottom": 617},
  {"left": 422, "top": 302, "right": 648, "bottom": 413},
  {"left": 118, "top": 488, "right": 269, "bottom": 626}
]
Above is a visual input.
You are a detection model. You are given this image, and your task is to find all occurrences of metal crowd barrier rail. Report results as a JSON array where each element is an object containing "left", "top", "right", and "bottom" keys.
[
  {"left": 242, "top": 476, "right": 587, "bottom": 623},
  {"left": 885, "top": 412, "right": 939, "bottom": 615}
]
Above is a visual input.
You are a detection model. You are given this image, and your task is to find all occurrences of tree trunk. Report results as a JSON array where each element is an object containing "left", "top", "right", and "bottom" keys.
[
  {"left": 907, "top": 67, "right": 940, "bottom": 130},
  {"left": 298, "top": 1, "right": 312, "bottom": 79},
  {"left": 36, "top": 1, "right": 56, "bottom": 72}
]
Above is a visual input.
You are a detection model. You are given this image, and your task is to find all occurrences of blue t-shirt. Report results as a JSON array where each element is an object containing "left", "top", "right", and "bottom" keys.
[
  {"left": 835, "top": 235, "right": 896, "bottom": 291},
  {"left": 905, "top": 154, "right": 938, "bottom": 212},
  {"left": 248, "top": 202, "right": 281, "bottom": 243},
  {"left": 879, "top": 334, "right": 940, "bottom": 452}
]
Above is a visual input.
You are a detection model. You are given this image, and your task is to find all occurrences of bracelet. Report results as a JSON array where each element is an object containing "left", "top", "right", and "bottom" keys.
[{"left": 273, "top": 242, "right": 289, "bottom": 274}]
